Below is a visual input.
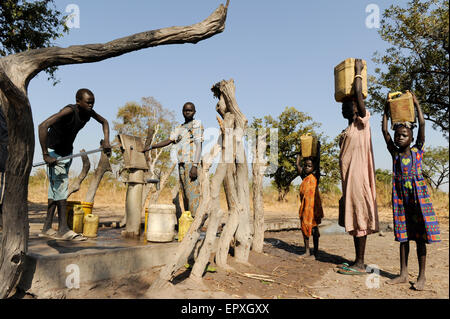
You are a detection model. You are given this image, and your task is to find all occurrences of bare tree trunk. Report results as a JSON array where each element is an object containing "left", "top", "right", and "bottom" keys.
[
  {"left": 234, "top": 129, "right": 252, "bottom": 263},
  {"left": 189, "top": 193, "right": 224, "bottom": 279},
  {"left": 214, "top": 112, "right": 240, "bottom": 270},
  {"left": 149, "top": 142, "right": 223, "bottom": 291},
  {"left": 0, "top": 2, "right": 229, "bottom": 298},
  {"left": 215, "top": 79, "right": 253, "bottom": 264},
  {"left": 215, "top": 164, "right": 241, "bottom": 269},
  {"left": 67, "top": 151, "right": 90, "bottom": 197},
  {"left": 84, "top": 151, "right": 112, "bottom": 203},
  {"left": 0, "top": 76, "right": 33, "bottom": 298},
  {"left": 277, "top": 187, "right": 289, "bottom": 202},
  {"left": 189, "top": 115, "right": 233, "bottom": 280},
  {"left": 251, "top": 133, "right": 267, "bottom": 253}
]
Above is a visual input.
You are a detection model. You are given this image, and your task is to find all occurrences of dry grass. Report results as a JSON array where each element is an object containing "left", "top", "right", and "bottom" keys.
[{"left": 28, "top": 175, "right": 448, "bottom": 224}]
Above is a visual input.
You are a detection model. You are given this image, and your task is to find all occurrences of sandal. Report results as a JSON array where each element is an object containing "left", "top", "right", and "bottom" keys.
[
  {"left": 337, "top": 266, "right": 367, "bottom": 275},
  {"left": 58, "top": 230, "right": 88, "bottom": 241},
  {"left": 39, "top": 228, "right": 58, "bottom": 239},
  {"left": 336, "top": 262, "right": 350, "bottom": 270}
]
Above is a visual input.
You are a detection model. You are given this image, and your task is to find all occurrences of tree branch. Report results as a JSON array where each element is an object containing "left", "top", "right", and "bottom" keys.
[
  {"left": 20, "top": 2, "right": 230, "bottom": 84},
  {"left": 67, "top": 150, "right": 91, "bottom": 197},
  {"left": 0, "top": 65, "right": 28, "bottom": 105},
  {"left": 84, "top": 151, "right": 112, "bottom": 203}
]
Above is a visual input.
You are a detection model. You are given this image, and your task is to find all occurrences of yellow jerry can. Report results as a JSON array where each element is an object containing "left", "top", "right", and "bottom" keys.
[
  {"left": 388, "top": 91, "right": 416, "bottom": 128},
  {"left": 72, "top": 205, "right": 85, "bottom": 234},
  {"left": 178, "top": 210, "right": 194, "bottom": 242},
  {"left": 300, "top": 133, "right": 318, "bottom": 158},
  {"left": 83, "top": 214, "right": 99, "bottom": 238},
  {"left": 334, "top": 58, "right": 368, "bottom": 102}
]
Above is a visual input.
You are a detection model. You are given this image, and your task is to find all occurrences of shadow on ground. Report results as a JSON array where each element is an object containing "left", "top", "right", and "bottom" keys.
[{"left": 264, "top": 237, "right": 398, "bottom": 280}]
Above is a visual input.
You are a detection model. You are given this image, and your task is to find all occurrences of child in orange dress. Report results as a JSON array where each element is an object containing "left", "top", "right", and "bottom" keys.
[{"left": 296, "top": 144, "right": 323, "bottom": 260}]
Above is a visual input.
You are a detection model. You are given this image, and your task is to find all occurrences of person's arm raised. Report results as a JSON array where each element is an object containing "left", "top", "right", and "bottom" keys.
[
  {"left": 382, "top": 97, "right": 396, "bottom": 156},
  {"left": 354, "top": 59, "right": 366, "bottom": 118},
  {"left": 296, "top": 154, "right": 303, "bottom": 179},
  {"left": 412, "top": 91, "right": 425, "bottom": 149},
  {"left": 315, "top": 141, "right": 321, "bottom": 181}
]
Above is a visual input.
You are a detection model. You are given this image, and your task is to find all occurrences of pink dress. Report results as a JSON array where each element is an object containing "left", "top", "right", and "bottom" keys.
[{"left": 339, "top": 111, "right": 379, "bottom": 237}]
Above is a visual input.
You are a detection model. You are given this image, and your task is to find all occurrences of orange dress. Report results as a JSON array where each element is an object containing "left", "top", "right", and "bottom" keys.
[{"left": 298, "top": 174, "right": 324, "bottom": 237}]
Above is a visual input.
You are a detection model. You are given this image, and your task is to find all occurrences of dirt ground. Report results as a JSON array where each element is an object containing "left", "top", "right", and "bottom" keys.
[{"left": 19, "top": 204, "right": 449, "bottom": 300}]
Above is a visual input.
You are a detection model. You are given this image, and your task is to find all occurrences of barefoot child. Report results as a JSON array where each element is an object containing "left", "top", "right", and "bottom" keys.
[
  {"left": 38, "top": 88, "right": 111, "bottom": 241},
  {"left": 296, "top": 142, "right": 323, "bottom": 260},
  {"left": 337, "top": 58, "right": 379, "bottom": 275},
  {"left": 382, "top": 92, "right": 440, "bottom": 291}
]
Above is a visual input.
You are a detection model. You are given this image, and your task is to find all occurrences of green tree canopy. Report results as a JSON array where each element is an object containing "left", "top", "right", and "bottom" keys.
[
  {"left": 422, "top": 145, "right": 449, "bottom": 190},
  {"left": 252, "top": 107, "right": 340, "bottom": 201},
  {"left": 317, "top": 136, "right": 340, "bottom": 194},
  {"left": 367, "top": 0, "right": 449, "bottom": 139},
  {"left": 0, "top": 0, "right": 68, "bottom": 81},
  {"left": 112, "top": 96, "right": 177, "bottom": 177}
]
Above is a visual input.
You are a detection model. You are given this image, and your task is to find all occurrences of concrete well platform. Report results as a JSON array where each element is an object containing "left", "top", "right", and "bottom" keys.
[
  {"left": 10, "top": 215, "right": 344, "bottom": 294},
  {"left": 17, "top": 225, "right": 179, "bottom": 293}
]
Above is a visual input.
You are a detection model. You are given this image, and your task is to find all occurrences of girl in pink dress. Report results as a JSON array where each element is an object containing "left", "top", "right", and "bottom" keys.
[{"left": 337, "top": 59, "right": 379, "bottom": 275}]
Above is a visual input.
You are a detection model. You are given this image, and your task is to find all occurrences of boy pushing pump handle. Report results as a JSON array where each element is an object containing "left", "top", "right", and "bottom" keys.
[
  {"left": 37, "top": 88, "right": 111, "bottom": 241},
  {"left": 33, "top": 140, "right": 117, "bottom": 167}
]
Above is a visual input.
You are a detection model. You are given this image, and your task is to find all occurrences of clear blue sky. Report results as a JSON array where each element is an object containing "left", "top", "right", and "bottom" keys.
[{"left": 28, "top": 0, "right": 448, "bottom": 187}]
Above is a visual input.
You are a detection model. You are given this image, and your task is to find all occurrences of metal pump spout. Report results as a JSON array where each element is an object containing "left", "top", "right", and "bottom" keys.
[{"left": 146, "top": 178, "right": 160, "bottom": 190}]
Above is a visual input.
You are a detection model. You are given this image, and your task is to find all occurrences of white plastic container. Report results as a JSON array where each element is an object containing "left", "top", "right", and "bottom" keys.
[{"left": 146, "top": 204, "right": 177, "bottom": 242}]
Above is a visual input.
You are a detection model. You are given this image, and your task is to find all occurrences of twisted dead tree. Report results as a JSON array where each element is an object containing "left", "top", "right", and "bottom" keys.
[
  {"left": 215, "top": 79, "right": 253, "bottom": 267},
  {"left": 84, "top": 149, "right": 112, "bottom": 203},
  {"left": 148, "top": 79, "right": 254, "bottom": 291},
  {"left": 67, "top": 143, "right": 113, "bottom": 204},
  {"left": 251, "top": 131, "right": 268, "bottom": 253},
  {"left": 148, "top": 114, "right": 229, "bottom": 291},
  {"left": 0, "top": 1, "right": 229, "bottom": 298}
]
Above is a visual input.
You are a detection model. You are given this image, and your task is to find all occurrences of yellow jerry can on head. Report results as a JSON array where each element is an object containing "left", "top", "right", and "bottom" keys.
[
  {"left": 334, "top": 58, "right": 368, "bottom": 102},
  {"left": 178, "top": 210, "right": 194, "bottom": 242},
  {"left": 300, "top": 133, "right": 318, "bottom": 158},
  {"left": 388, "top": 91, "right": 416, "bottom": 128}
]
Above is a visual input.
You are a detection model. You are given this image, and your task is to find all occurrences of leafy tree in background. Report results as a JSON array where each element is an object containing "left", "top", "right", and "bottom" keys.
[
  {"left": 112, "top": 96, "right": 177, "bottom": 179},
  {"left": 375, "top": 168, "right": 393, "bottom": 207},
  {"left": 252, "top": 107, "right": 340, "bottom": 201},
  {"left": 0, "top": 0, "right": 68, "bottom": 82},
  {"left": 318, "top": 136, "right": 340, "bottom": 194},
  {"left": 375, "top": 168, "right": 392, "bottom": 186},
  {"left": 367, "top": 0, "right": 449, "bottom": 139},
  {"left": 422, "top": 145, "right": 449, "bottom": 190}
]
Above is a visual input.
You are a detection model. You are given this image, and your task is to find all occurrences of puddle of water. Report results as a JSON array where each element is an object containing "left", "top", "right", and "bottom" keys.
[{"left": 320, "top": 223, "right": 346, "bottom": 235}]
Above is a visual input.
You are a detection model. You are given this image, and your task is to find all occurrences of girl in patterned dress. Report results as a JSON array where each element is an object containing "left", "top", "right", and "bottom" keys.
[
  {"left": 382, "top": 92, "right": 441, "bottom": 291},
  {"left": 296, "top": 142, "right": 323, "bottom": 260}
]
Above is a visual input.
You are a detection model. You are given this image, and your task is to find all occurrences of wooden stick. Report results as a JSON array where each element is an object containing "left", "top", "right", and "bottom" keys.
[{"left": 67, "top": 150, "right": 90, "bottom": 197}]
